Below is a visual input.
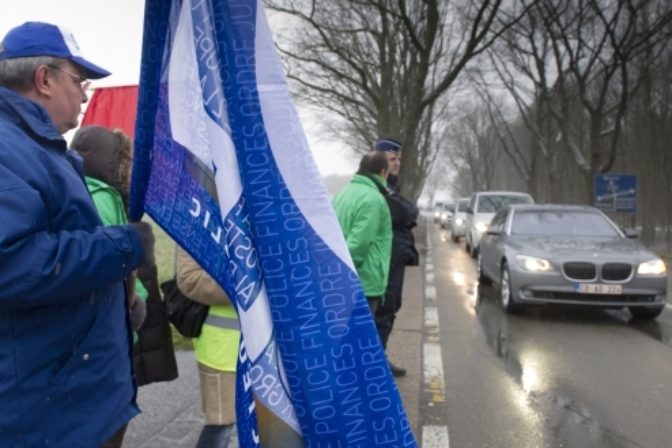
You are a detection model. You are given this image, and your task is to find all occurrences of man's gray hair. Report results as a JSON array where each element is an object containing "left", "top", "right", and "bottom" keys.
[{"left": 0, "top": 56, "right": 60, "bottom": 92}]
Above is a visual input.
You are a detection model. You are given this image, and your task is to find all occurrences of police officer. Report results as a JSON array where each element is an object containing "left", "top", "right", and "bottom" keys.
[{"left": 373, "top": 138, "right": 420, "bottom": 377}]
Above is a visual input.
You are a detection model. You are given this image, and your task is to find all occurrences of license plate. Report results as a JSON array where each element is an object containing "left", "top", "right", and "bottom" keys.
[{"left": 577, "top": 283, "right": 623, "bottom": 294}]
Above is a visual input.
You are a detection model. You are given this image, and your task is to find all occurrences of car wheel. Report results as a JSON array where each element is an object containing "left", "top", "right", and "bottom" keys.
[
  {"left": 451, "top": 234, "right": 459, "bottom": 243},
  {"left": 469, "top": 243, "right": 478, "bottom": 259},
  {"left": 477, "top": 254, "right": 491, "bottom": 285},
  {"left": 629, "top": 305, "right": 664, "bottom": 320},
  {"left": 465, "top": 240, "right": 471, "bottom": 253},
  {"left": 500, "top": 263, "right": 520, "bottom": 313}
]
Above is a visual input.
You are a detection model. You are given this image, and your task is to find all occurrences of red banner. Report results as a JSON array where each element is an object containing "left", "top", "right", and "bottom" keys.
[{"left": 82, "top": 85, "right": 138, "bottom": 139}]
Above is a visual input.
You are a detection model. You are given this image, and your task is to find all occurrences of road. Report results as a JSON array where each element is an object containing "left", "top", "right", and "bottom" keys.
[{"left": 427, "top": 222, "right": 672, "bottom": 448}]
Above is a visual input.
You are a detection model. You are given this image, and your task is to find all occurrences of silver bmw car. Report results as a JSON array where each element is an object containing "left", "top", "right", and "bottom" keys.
[{"left": 477, "top": 204, "right": 668, "bottom": 319}]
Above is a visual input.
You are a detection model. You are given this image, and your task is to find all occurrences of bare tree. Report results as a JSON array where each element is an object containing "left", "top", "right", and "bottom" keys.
[
  {"left": 266, "top": 0, "right": 530, "bottom": 201},
  {"left": 619, "top": 4, "right": 672, "bottom": 245},
  {"left": 444, "top": 102, "right": 505, "bottom": 194},
  {"left": 467, "top": 0, "right": 672, "bottom": 205},
  {"left": 475, "top": 0, "right": 571, "bottom": 202},
  {"left": 540, "top": 0, "right": 672, "bottom": 200},
  {"left": 422, "top": 158, "right": 453, "bottom": 207}
]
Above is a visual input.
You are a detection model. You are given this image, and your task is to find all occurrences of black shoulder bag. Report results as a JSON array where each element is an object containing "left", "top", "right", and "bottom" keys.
[{"left": 160, "top": 278, "right": 209, "bottom": 338}]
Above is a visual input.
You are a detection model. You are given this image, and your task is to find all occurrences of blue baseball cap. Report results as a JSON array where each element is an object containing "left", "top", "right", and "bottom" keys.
[
  {"left": 374, "top": 137, "right": 402, "bottom": 153},
  {"left": 0, "top": 22, "right": 110, "bottom": 79}
]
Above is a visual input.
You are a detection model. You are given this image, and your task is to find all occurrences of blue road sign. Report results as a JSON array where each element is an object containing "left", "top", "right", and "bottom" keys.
[{"left": 594, "top": 174, "right": 637, "bottom": 213}]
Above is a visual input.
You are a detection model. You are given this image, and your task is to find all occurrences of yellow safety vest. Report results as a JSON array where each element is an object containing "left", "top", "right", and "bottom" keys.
[{"left": 193, "top": 303, "right": 240, "bottom": 372}]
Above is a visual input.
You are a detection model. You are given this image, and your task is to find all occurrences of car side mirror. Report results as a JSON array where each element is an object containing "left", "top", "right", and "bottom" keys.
[
  {"left": 486, "top": 227, "right": 501, "bottom": 235},
  {"left": 623, "top": 228, "right": 639, "bottom": 239}
]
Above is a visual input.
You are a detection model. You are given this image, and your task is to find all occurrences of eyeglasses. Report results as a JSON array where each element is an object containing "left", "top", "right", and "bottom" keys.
[{"left": 48, "top": 64, "right": 91, "bottom": 92}]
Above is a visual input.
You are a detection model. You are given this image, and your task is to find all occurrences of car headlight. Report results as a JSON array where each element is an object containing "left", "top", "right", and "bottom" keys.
[
  {"left": 475, "top": 222, "right": 488, "bottom": 233},
  {"left": 516, "top": 255, "right": 554, "bottom": 272},
  {"left": 637, "top": 258, "right": 667, "bottom": 276},
  {"left": 455, "top": 218, "right": 464, "bottom": 225}
]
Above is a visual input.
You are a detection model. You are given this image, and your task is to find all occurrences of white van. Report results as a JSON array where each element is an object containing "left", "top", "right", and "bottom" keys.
[{"left": 464, "top": 191, "right": 534, "bottom": 257}]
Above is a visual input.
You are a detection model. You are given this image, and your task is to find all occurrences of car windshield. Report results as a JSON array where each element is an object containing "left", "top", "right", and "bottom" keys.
[
  {"left": 456, "top": 199, "right": 469, "bottom": 212},
  {"left": 511, "top": 210, "right": 621, "bottom": 237},
  {"left": 478, "top": 195, "right": 532, "bottom": 213}
]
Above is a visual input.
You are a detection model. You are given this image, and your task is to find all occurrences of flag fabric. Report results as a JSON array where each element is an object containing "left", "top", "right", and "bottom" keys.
[
  {"left": 130, "top": 1, "right": 417, "bottom": 446},
  {"left": 81, "top": 85, "right": 139, "bottom": 139}
]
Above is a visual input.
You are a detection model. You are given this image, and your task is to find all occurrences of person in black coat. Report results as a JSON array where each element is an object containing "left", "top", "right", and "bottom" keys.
[{"left": 373, "top": 138, "right": 419, "bottom": 377}]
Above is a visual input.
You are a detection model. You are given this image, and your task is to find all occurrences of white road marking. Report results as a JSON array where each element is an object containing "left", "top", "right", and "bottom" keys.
[
  {"left": 425, "top": 307, "right": 439, "bottom": 330},
  {"left": 422, "top": 219, "right": 450, "bottom": 447},
  {"left": 423, "top": 342, "right": 445, "bottom": 395},
  {"left": 422, "top": 425, "right": 450, "bottom": 448}
]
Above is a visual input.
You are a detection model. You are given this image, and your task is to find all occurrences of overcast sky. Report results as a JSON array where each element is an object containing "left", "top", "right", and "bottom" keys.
[{"left": 1, "top": 0, "right": 357, "bottom": 175}]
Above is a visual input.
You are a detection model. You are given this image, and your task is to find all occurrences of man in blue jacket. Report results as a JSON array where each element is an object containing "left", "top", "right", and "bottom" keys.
[
  {"left": 373, "top": 138, "right": 420, "bottom": 378},
  {"left": 0, "top": 22, "right": 155, "bottom": 447}
]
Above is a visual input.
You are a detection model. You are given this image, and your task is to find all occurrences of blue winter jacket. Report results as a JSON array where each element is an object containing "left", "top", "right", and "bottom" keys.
[{"left": 0, "top": 86, "right": 144, "bottom": 447}]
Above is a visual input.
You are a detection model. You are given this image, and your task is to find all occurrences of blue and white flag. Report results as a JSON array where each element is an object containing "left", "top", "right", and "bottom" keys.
[{"left": 130, "top": 0, "right": 416, "bottom": 446}]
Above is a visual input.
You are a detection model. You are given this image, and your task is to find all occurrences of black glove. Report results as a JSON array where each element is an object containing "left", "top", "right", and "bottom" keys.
[{"left": 129, "top": 222, "right": 155, "bottom": 267}]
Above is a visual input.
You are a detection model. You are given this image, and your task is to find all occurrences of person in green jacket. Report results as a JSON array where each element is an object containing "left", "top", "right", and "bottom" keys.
[
  {"left": 71, "top": 126, "right": 147, "bottom": 335},
  {"left": 73, "top": 125, "right": 178, "bottom": 394},
  {"left": 332, "top": 151, "right": 393, "bottom": 313}
]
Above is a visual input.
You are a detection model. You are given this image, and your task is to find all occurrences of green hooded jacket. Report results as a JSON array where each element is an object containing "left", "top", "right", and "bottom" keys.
[
  {"left": 86, "top": 176, "right": 148, "bottom": 302},
  {"left": 332, "top": 174, "right": 392, "bottom": 297},
  {"left": 72, "top": 125, "right": 148, "bottom": 303}
]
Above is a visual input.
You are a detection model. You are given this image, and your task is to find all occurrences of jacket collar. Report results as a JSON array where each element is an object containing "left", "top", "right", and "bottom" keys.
[
  {"left": 0, "top": 86, "right": 67, "bottom": 150},
  {"left": 85, "top": 175, "right": 115, "bottom": 194},
  {"left": 352, "top": 173, "right": 387, "bottom": 188}
]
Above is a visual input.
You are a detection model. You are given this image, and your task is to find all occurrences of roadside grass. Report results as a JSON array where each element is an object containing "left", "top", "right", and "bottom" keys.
[{"left": 146, "top": 217, "right": 193, "bottom": 351}]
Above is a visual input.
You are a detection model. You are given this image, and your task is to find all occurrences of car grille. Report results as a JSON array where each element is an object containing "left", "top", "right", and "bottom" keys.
[
  {"left": 563, "top": 262, "right": 596, "bottom": 280},
  {"left": 563, "top": 262, "right": 633, "bottom": 282},
  {"left": 601, "top": 263, "right": 632, "bottom": 281}
]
